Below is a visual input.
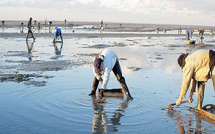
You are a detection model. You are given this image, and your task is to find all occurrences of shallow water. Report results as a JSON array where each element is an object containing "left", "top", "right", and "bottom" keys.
[
  {"left": 0, "top": 32, "right": 215, "bottom": 133},
  {"left": 3, "top": 25, "right": 213, "bottom": 36}
]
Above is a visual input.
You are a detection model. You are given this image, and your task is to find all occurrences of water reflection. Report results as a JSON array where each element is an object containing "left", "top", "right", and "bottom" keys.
[
  {"left": 54, "top": 42, "right": 63, "bottom": 55},
  {"left": 91, "top": 96, "right": 130, "bottom": 133},
  {"left": 167, "top": 109, "right": 215, "bottom": 133},
  {"left": 26, "top": 40, "right": 34, "bottom": 61}
]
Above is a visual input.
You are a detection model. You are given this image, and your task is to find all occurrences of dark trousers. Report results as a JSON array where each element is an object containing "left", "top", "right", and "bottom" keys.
[
  {"left": 90, "top": 59, "right": 132, "bottom": 98},
  {"left": 195, "top": 81, "right": 205, "bottom": 109},
  {"left": 26, "top": 28, "right": 35, "bottom": 39}
]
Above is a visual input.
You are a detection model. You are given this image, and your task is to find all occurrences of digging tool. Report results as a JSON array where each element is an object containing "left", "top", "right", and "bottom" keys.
[
  {"left": 103, "top": 88, "right": 124, "bottom": 97},
  {"left": 199, "top": 109, "right": 215, "bottom": 120},
  {"left": 94, "top": 88, "right": 123, "bottom": 103},
  {"left": 202, "top": 104, "right": 215, "bottom": 110},
  {"left": 167, "top": 100, "right": 189, "bottom": 112},
  {"left": 94, "top": 77, "right": 124, "bottom": 103}
]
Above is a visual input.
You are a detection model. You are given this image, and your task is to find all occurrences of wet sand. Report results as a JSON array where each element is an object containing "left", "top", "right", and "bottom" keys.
[{"left": 0, "top": 21, "right": 215, "bottom": 133}]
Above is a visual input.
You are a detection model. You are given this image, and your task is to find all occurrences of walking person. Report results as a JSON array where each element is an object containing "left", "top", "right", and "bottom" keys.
[{"left": 26, "top": 17, "right": 35, "bottom": 41}]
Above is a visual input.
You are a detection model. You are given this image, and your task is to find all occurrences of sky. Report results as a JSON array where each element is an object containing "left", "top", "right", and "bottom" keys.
[{"left": 1, "top": 0, "right": 215, "bottom": 26}]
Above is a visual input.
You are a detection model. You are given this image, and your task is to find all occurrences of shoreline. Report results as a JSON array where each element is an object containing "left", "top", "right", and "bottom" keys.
[
  {"left": 0, "top": 32, "right": 212, "bottom": 38},
  {"left": 1, "top": 20, "right": 215, "bottom": 30}
]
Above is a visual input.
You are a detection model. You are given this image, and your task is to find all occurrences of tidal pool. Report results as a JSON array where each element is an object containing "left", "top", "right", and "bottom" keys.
[{"left": 0, "top": 33, "right": 215, "bottom": 133}]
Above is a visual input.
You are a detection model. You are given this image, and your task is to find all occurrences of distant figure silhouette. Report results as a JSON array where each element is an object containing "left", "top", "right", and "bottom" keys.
[{"left": 26, "top": 17, "right": 35, "bottom": 41}]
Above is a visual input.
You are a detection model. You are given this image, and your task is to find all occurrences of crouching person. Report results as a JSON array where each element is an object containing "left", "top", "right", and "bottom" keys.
[
  {"left": 176, "top": 49, "right": 215, "bottom": 110},
  {"left": 53, "top": 27, "right": 63, "bottom": 43},
  {"left": 89, "top": 49, "right": 133, "bottom": 100}
]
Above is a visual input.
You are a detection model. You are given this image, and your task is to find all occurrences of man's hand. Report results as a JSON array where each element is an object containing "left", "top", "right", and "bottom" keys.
[
  {"left": 188, "top": 92, "right": 194, "bottom": 103},
  {"left": 99, "top": 78, "right": 103, "bottom": 83},
  {"left": 176, "top": 98, "right": 182, "bottom": 106},
  {"left": 188, "top": 97, "right": 194, "bottom": 104}
]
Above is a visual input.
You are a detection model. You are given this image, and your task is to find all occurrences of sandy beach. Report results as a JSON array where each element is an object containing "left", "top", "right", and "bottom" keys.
[{"left": 0, "top": 20, "right": 215, "bottom": 133}]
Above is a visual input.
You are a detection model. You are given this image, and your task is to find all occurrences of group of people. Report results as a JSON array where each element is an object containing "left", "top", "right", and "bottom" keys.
[
  {"left": 26, "top": 17, "right": 63, "bottom": 43},
  {"left": 185, "top": 28, "right": 205, "bottom": 40},
  {"left": 89, "top": 47, "right": 215, "bottom": 111},
  {"left": 25, "top": 17, "right": 213, "bottom": 111}
]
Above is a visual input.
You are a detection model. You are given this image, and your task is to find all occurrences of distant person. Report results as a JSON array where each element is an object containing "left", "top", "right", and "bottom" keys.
[
  {"left": 20, "top": 22, "right": 24, "bottom": 33},
  {"left": 64, "top": 19, "right": 67, "bottom": 26},
  {"left": 100, "top": 20, "right": 104, "bottom": 30},
  {"left": 89, "top": 49, "right": 133, "bottom": 100},
  {"left": 198, "top": 29, "right": 204, "bottom": 37},
  {"left": 45, "top": 19, "right": 47, "bottom": 25},
  {"left": 156, "top": 27, "right": 159, "bottom": 33},
  {"left": 37, "top": 22, "right": 42, "bottom": 30},
  {"left": 178, "top": 26, "right": 182, "bottom": 34},
  {"left": 185, "top": 28, "right": 194, "bottom": 40},
  {"left": 34, "top": 20, "right": 37, "bottom": 25},
  {"left": 1, "top": 20, "right": 5, "bottom": 25},
  {"left": 210, "top": 29, "right": 214, "bottom": 35},
  {"left": 26, "top": 17, "right": 35, "bottom": 41},
  {"left": 176, "top": 49, "right": 215, "bottom": 110},
  {"left": 53, "top": 27, "right": 63, "bottom": 43},
  {"left": 49, "top": 21, "right": 52, "bottom": 33}
]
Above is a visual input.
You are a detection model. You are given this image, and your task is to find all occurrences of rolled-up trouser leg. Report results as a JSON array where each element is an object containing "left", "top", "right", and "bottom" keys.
[
  {"left": 89, "top": 77, "right": 99, "bottom": 95},
  {"left": 112, "top": 59, "right": 132, "bottom": 98},
  {"left": 196, "top": 81, "right": 205, "bottom": 110},
  {"left": 212, "top": 74, "right": 215, "bottom": 92},
  {"left": 187, "top": 33, "right": 190, "bottom": 40}
]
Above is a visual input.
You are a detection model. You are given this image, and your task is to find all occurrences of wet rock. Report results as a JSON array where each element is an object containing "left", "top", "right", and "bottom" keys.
[
  {"left": 119, "top": 58, "right": 127, "bottom": 60},
  {"left": 0, "top": 73, "right": 52, "bottom": 86},
  {"left": 127, "top": 67, "right": 142, "bottom": 71},
  {"left": 23, "top": 81, "right": 46, "bottom": 87},
  {"left": 77, "top": 53, "right": 99, "bottom": 57},
  {"left": 83, "top": 44, "right": 112, "bottom": 49},
  {"left": 155, "top": 57, "right": 164, "bottom": 60}
]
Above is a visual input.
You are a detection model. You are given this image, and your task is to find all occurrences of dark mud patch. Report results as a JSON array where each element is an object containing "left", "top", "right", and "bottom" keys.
[
  {"left": 164, "top": 44, "right": 184, "bottom": 47},
  {"left": 140, "top": 44, "right": 155, "bottom": 47},
  {"left": 82, "top": 42, "right": 128, "bottom": 49},
  {"left": 77, "top": 53, "right": 99, "bottom": 57},
  {"left": 155, "top": 57, "right": 164, "bottom": 60},
  {"left": 113, "top": 42, "right": 127, "bottom": 47},
  {"left": 19, "top": 60, "right": 72, "bottom": 71},
  {"left": 82, "top": 44, "right": 113, "bottom": 49},
  {"left": 119, "top": 58, "right": 127, "bottom": 60},
  {"left": 5, "top": 51, "right": 37, "bottom": 58},
  {"left": 0, "top": 73, "right": 53, "bottom": 86},
  {"left": 23, "top": 80, "right": 46, "bottom": 87},
  {"left": 194, "top": 44, "right": 215, "bottom": 49}
]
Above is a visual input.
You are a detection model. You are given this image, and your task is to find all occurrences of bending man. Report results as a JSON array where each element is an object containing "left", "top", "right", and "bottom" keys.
[
  {"left": 53, "top": 27, "right": 63, "bottom": 43},
  {"left": 176, "top": 49, "right": 215, "bottom": 110},
  {"left": 185, "top": 28, "right": 194, "bottom": 40},
  {"left": 89, "top": 49, "right": 133, "bottom": 100}
]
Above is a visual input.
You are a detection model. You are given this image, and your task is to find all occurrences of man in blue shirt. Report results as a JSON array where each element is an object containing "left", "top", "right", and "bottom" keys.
[
  {"left": 186, "top": 28, "right": 194, "bottom": 40},
  {"left": 53, "top": 27, "right": 63, "bottom": 43}
]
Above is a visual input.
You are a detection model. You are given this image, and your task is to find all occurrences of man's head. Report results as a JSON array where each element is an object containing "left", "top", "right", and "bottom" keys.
[
  {"left": 178, "top": 53, "right": 189, "bottom": 69},
  {"left": 94, "top": 56, "right": 102, "bottom": 74}
]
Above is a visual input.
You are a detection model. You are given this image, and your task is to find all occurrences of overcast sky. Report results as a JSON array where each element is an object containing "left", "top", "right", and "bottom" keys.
[{"left": 1, "top": 0, "right": 215, "bottom": 26}]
